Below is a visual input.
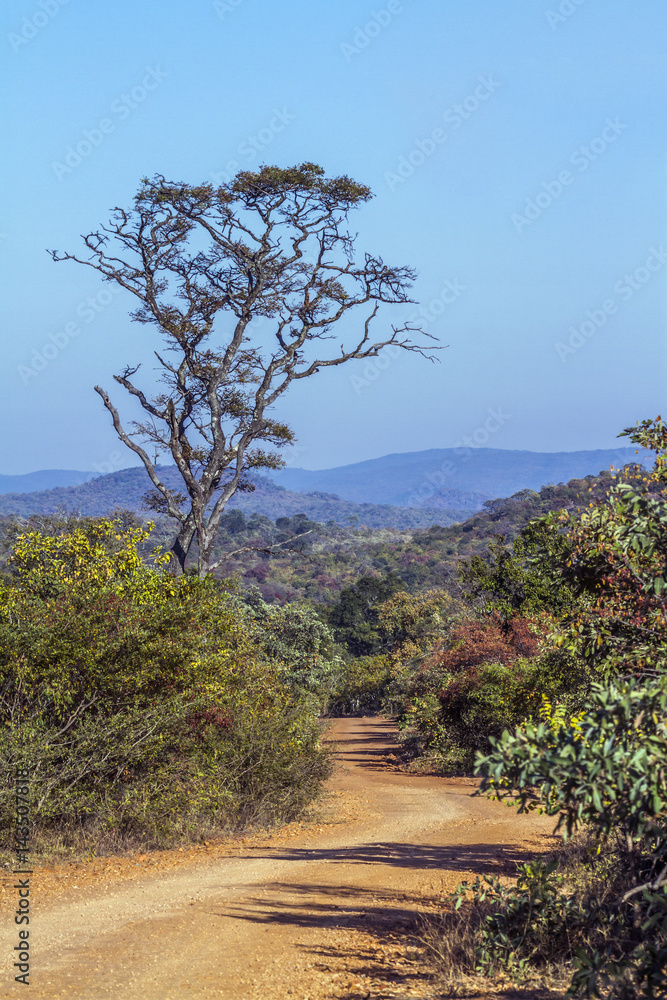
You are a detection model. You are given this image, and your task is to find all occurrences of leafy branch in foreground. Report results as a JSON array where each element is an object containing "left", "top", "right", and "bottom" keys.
[
  {"left": 551, "top": 417, "right": 667, "bottom": 677},
  {"left": 475, "top": 675, "right": 667, "bottom": 997}
]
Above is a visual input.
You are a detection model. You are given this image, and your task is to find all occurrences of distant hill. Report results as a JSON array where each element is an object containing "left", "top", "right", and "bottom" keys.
[
  {"left": 0, "top": 466, "right": 464, "bottom": 530},
  {"left": 1, "top": 445, "right": 650, "bottom": 529},
  {"left": 270, "top": 446, "right": 649, "bottom": 507},
  {"left": 195, "top": 471, "right": 626, "bottom": 604},
  {"left": 0, "top": 469, "right": 96, "bottom": 495},
  {"left": 0, "top": 465, "right": 635, "bottom": 605}
]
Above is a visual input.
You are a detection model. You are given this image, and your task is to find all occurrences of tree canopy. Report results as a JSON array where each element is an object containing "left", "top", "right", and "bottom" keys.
[{"left": 51, "top": 163, "right": 437, "bottom": 575}]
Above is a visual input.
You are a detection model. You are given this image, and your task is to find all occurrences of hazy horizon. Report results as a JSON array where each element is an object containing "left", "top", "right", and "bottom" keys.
[
  {"left": 2, "top": 1, "right": 665, "bottom": 474},
  {"left": 1, "top": 441, "right": 649, "bottom": 479}
]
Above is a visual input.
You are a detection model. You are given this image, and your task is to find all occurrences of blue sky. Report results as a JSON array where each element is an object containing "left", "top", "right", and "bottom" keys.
[{"left": 1, "top": 0, "right": 666, "bottom": 473}]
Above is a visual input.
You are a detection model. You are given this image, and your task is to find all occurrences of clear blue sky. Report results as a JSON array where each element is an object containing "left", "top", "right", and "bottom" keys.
[{"left": 1, "top": 0, "right": 665, "bottom": 473}]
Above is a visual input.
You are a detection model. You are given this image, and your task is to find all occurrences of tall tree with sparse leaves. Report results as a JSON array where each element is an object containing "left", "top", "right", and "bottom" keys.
[{"left": 51, "top": 164, "right": 437, "bottom": 575}]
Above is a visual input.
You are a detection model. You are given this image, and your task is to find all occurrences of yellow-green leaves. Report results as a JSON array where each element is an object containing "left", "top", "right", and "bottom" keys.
[{"left": 8, "top": 518, "right": 170, "bottom": 602}]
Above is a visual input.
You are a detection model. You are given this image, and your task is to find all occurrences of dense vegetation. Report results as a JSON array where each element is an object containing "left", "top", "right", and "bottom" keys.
[
  {"left": 3, "top": 420, "right": 664, "bottom": 996},
  {"left": 412, "top": 420, "right": 667, "bottom": 998},
  {"left": 0, "top": 518, "right": 335, "bottom": 858},
  {"left": 0, "top": 466, "right": 609, "bottom": 862},
  {"left": 0, "top": 471, "right": 612, "bottom": 607}
]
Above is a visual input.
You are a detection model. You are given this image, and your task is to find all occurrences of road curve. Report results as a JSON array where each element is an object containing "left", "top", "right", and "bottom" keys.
[{"left": 1, "top": 716, "right": 557, "bottom": 999}]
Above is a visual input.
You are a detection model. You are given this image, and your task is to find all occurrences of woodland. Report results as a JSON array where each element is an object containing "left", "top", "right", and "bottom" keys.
[
  {"left": 1, "top": 417, "right": 666, "bottom": 996},
  {"left": 2, "top": 165, "right": 666, "bottom": 996}
]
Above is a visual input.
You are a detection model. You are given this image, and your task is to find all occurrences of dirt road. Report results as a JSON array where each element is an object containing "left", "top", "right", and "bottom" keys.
[{"left": 1, "top": 717, "right": 557, "bottom": 999}]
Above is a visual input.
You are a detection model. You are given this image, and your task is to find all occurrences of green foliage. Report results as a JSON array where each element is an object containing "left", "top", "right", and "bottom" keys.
[
  {"left": 7, "top": 516, "right": 169, "bottom": 599},
  {"left": 322, "top": 583, "right": 458, "bottom": 716},
  {"left": 479, "top": 673, "right": 667, "bottom": 856},
  {"left": 476, "top": 675, "right": 667, "bottom": 995},
  {"left": 230, "top": 586, "right": 344, "bottom": 708},
  {"left": 324, "top": 572, "right": 405, "bottom": 656},
  {"left": 0, "top": 470, "right": 622, "bottom": 606},
  {"left": 327, "top": 655, "right": 392, "bottom": 715},
  {"left": 0, "top": 520, "right": 332, "bottom": 857},
  {"left": 274, "top": 513, "right": 321, "bottom": 550},
  {"left": 390, "top": 611, "right": 581, "bottom": 772},
  {"left": 458, "top": 517, "right": 576, "bottom": 621},
  {"left": 455, "top": 421, "right": 667, "bottom": 996},
  {"left": 445, "top": 858, "right": 582, "bottom": 977},
  {"left": 549, "top": 419, "right": 667, "bottom": 677},
  {"left": 377, "top": 588, "right": 456, "bottom": 657},
  {"left": 427, "top": 834, "right": 667, "bottom": 997},
  {"left": 399, "top": 649, "right": 579, "bottom": 772}
]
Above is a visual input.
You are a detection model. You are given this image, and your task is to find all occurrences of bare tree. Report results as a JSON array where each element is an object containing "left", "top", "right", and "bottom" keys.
[{"left": 50, "top": 163, "right": 438, "bottom": 576}]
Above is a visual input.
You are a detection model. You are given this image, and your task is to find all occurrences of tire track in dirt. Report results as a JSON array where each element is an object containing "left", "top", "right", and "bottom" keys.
[{"left": 1, "top": 717, "right": 557, "bottom": 999}]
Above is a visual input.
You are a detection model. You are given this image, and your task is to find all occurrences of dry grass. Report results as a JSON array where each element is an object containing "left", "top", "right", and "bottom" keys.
[{"left": 418, "top": 904, "right": 571, "bottom": 998}]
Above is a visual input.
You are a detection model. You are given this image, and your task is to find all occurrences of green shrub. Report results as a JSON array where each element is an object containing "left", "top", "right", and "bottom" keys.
[
  {"left": 474, "top": 674, "right": 667, "bottom": 996},
  {"left": 327, "top": 655, "right": 392, "bottom": 715},
  {"left": 425, "top": 857, "right": 582, "bottom": 981},
  {"left": 393, "top": 613, "right": 581, "bottom": 771},
  {"left": 231, "top": 586, "right": 345, "bottom": 711},
  {"left": 0, "top": 520, "right": 333, "bottom": 859},
  {"left": 324, "top": 573, "right": 404, "bottom": 657},
  {"left": 426, "top": 843, "right": 667, "bottom": 999}
]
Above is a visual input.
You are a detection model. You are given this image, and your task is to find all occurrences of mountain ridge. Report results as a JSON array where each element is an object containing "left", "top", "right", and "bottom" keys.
[
  {"left": 269, "top": 445, "right": 648, "bottom": 505},
  {"left": 0, "top": 466, "right": 464, "bottom": 531},
  {"left": 0, "top": 446, "right": 649, "bottom": 529},
  {"left": 0, "top": 469, "right": 97, "bottom": 495}
]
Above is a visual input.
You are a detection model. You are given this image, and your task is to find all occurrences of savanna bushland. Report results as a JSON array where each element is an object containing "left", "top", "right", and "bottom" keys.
[
  {"left": 0, "top": 162, "right": 435, "bottom": 864},
  {"left": 4, "top": 158, "right": 666, "bottom": 993},
  {"left": 2, "top": 418, "right": 666, "bottom": 996},
  {"left": 387, "top": 418, "right": 667, "bottom": 999}
]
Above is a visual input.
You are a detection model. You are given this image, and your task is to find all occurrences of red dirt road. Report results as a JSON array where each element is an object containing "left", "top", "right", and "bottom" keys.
[{"left": 1, "top": 717, "right": 557, "bottom": 999}]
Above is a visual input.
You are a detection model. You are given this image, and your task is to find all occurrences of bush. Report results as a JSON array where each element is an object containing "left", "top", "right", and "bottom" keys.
[
  {"left": 474, "top": 674, "right": 667, "bottom": 996},
  {"left": 324, "top": 573, "right": 404, "bottom": 657},
  {"left": 393, "top": 615, "right": 581, "bottom": 771},
  {"left": 231, "top": 585, "right": 344, "bottom": 711},
  {"left": 327, "top": 655, "right": 392, "bottom": 715},
  {"left": 0, "top": 520, "right": 333, "bottom": 859},
  {"left": 425, "top": 838, "right": 667, "bottom": 998},
  {"left": 423, "top": 856, "right": 583, "bottom": 989},
  {"left": 437, "top": 421, "right": 667, "bottom": 997}
]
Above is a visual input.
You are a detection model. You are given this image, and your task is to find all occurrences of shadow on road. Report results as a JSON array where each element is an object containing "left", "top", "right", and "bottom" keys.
[
  {"left": 214, "top": 881, "right": 434, "bottom": 997},
  {"left": 241, "top": 839, "right": 551, "bottom": 876},
  {"left": 327, "top": 723, "right": 403, "bottom": 772},
  {"left": 213, "top": 874, "right": 563, "bottom": 1000}
]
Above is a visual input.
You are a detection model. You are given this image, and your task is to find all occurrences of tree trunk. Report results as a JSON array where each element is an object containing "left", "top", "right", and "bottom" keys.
[
  {"left": 197, "top": 526, "right": 216, "bottom": 579},
  {"left": 171, "top": 522, "right": 197, "bottom": 575}
]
